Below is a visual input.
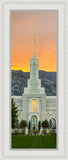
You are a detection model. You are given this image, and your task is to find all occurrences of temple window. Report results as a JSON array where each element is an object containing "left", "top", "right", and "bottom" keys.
[{"left": 31, "top": 99, "right": 37, "bottom": 112}]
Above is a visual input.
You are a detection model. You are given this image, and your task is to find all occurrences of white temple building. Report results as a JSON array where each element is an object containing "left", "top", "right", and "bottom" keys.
[{"left": 12, "top": 36, "right": 57, "bottom": 130}]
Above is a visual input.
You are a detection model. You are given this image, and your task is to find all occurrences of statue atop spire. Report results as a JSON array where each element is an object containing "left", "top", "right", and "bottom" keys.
[{"left": 33, "top": 35, "right": 36, "bottom": 57}]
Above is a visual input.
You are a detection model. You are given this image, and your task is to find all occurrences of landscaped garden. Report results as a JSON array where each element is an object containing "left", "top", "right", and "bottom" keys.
[
  {"left": 12, "top": 134, "right": 56, "bottom": 148},
  {"left": 11, "top": 98, "right": 57, "bottom": 149}
]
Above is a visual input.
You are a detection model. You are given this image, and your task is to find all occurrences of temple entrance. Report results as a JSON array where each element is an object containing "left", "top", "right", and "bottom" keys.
[
  {"left": 31, "top": 115, "right": 38, "bottom": 130},
  {"left": 33, "top": 126, "right": 35, "bottom": 130}
]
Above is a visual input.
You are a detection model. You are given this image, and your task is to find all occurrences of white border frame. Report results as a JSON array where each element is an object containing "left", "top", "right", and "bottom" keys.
[{"left": 0, "top": 0, "right": 68, "bottom": 160}]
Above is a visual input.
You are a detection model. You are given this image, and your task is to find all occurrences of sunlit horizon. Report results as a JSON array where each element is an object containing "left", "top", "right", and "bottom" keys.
[{"left": 11, "top": 68, "right": 56, "bottom": 72}]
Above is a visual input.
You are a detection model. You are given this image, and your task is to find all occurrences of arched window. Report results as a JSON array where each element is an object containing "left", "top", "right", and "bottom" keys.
[
  {"left": 31, "top": 99, "right": 37, "bottom": 112},
  {"left": 50, "top": 118, "right": 56, "bottom": 129}
]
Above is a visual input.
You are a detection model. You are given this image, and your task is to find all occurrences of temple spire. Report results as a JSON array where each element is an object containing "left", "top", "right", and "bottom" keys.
[{"left": 33, "top": 35, "right": 36, "bottom": 57}]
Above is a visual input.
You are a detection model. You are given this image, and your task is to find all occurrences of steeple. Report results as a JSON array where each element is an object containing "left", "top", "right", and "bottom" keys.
[
  {"left": 33, "top": 35, "right": 36, "bottom": 57},
  {"left": 30, "top": 35, "right": 39, "bottom": 82}
]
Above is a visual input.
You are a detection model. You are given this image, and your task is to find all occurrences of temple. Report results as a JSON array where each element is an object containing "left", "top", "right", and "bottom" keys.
[{"left": 12, "top": 36, "right": 57, "bottom": 130}]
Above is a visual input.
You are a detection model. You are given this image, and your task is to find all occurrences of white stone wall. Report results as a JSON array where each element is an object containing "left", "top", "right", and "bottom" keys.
[
  {"left": 18, "top": 112, "right": 28, "bottom": 122},
  {"left": 46, "top": 96, "right": 57, "bottom": 111},
  {"left": 40, "top": 112, "right": 48, "bottom": 122},
  {"left": 40, "top": 111, "right": 56, "bottom": 122},
  {"left": 11, "top": 95, "right": 57, "bottom": 124}
]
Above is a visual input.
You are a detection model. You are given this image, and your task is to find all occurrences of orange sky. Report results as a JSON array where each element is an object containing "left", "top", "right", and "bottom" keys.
[{"left": 11, "top": 11, "right": 57, "bottom": 72}]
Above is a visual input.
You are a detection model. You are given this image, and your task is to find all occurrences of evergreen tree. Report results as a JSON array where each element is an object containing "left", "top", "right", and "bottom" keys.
[
  {"left": 11, "top": 98, "right": 18, "bottom": 128},
  {"left": 38, "top": 121, "right": 41, "bottom": 131},
  {"left": 28, "top": 121, "right": 31, "bottom": 130}
]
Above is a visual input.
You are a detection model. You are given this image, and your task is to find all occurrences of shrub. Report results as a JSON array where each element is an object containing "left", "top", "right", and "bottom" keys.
[
  {"left": 42, "top": 120, "right": 49, "bottom": 129},
  {"left": 28, "top": 129, "right": 31, "bottom": 133},
  {"left": 42, "top": 130, "right": 46, "bottom": 135},
  {"left": 12, "top": 129, "right": 25, "bottom": 135},
  {"left": 33, "top": 130, "right": 39, "bottom": 133},
  {"left": 50, "top": 129, "right": 56, "bottom": 135},
  {"left": 21, "top": 130, "right": 25, "bottom": 135},
  {"left": 20, "top": 120, "right": 27, "bottom": 128},
  {"left": 17, "top": 129, "right": 22, "bottom": 134},
  {"left": 46, "top": 129, "right": 50, "bottom": 134}
]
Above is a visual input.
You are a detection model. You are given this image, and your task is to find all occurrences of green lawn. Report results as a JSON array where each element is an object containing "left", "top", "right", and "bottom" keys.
[{"left": 12, "top": 135, "right": 56, "bottom": 148}]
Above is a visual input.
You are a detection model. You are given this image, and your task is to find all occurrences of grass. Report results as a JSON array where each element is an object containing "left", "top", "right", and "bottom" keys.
[{"left": 12, "top": 134, "right": 56, "bottom": 148}]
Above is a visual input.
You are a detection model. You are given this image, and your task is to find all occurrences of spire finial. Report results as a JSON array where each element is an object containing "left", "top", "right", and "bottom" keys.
[{"left": 33, "top": 35, "right": 36, "bottom": 57}]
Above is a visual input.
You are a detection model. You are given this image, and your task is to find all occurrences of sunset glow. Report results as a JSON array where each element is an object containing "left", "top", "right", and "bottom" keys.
[{"left": 11, "top": 11, "right": 57, "bottom": 72}]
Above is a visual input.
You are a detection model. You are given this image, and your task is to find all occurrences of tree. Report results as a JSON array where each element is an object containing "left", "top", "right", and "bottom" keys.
[
  {"left": 20, "top": 120, "right": 27, "bottom": 129},
  {"left": 42, "top": 120, "right": 49, "bottom": 128},
  {"left": 11, "top": 98, "right": 19, "bottom": 128},
  {"left": 28, "top": 121, "right": 31, "bottom": 130},
  {"left": 38, "top": 121, "right": 41, "bottom": 131}
]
